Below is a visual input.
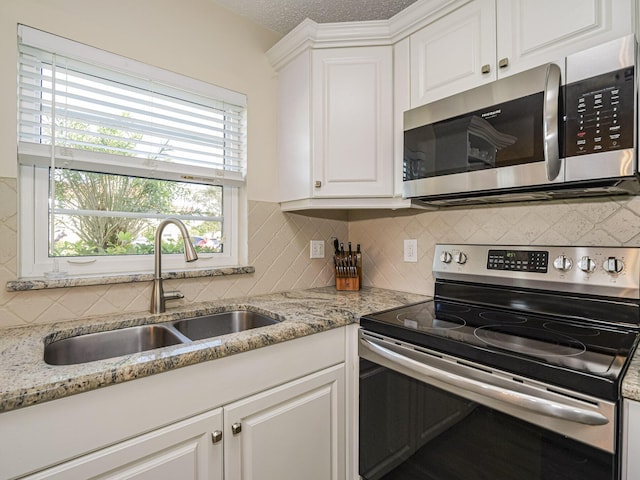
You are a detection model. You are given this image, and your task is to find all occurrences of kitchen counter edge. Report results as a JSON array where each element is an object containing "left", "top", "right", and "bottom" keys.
[
  {"left": 0, "top": 286, "right": 427, "bottom": 414},
  {"left": 623, "top": 345, "right": 640, "bottom": 402}
]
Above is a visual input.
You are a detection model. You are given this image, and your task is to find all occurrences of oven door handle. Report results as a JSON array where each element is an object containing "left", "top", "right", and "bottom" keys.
[{"left": 360, "top": 337, "right": 609, "bottom": 426}]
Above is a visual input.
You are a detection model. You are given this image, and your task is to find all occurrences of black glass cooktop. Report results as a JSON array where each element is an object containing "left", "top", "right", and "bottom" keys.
[{"left": 360, "top": 298, "right": 640, "bottom": 401}]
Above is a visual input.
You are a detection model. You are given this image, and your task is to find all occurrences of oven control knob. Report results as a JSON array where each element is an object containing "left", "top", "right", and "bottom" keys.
[
  {"left": 578, "top": 256, "right": 596, "bottom": 273},
  {"left": 603, "top": 257, "right": 624, "bottom": 275},
  {"left": 553, "top": 255, "right": 573, "bottom": 272},
  {"left": 440, "top": 251, "right": 453, "bottom": 264},
  {"left": 453, "top": 252, "right": 467, "bottom": 265}
]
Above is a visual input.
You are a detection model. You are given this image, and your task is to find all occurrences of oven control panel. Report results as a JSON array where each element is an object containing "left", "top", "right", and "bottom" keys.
[
  {"left": 487, "top": 249, "right": 548, "bottom": 273},
  {"left": 433, "top": 244, "right": 640, "bottom": 299}
]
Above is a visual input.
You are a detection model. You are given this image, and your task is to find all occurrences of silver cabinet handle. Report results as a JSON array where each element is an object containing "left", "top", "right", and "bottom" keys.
[
  {"left": 360, "top": 336, "right": 608, "bottom": 426},
  {"left": 231, "top": 422, "right": 242, "bottom": 435},
  {"left": 314, "top": 180, "right": 322, "bottom": 188},
  {"left": 498, "top": 57, "right": 509, "bottom": 68},
  {"left": 211, "top": 430, "right": 223, "bottom": 444},
  {"left": 481, "top": 64, "right": 491, "bottom": 74},
  {"left": 542, "top": 63, "right": 562, "bottom": 181}
]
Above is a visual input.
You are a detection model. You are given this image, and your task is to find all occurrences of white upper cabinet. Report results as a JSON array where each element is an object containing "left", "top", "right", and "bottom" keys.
[
  {"left": 311, "top": 47, "right": 394, "bottom": 198},
  {"left": 268, "top": 0, "right": 634, "bottom": 210},
  {"left": 276, "top": 51, "right": 312, "bottom": 204},
  {"left": 274, "top": 42, "right": 405, "bottom": 211},
  {"left": 409, "top": 0, "right": 634, "bottom": 108},
  {"left": 497, "top": 0, "right": 634, "bottom": 77},
  {"left": 410, "top": 0, "right": 496, "bottom": 107}
]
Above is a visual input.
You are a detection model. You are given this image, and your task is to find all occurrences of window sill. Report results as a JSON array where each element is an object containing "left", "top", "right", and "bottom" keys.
[{"left": 6, "top": 266, "right": 255, "bottom": 292}]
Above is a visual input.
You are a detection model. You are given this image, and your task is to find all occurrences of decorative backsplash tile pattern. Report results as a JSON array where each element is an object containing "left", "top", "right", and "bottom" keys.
[
  {"left": 349, "top": 196, "right": 640, "bottom": 297},
  {"left": 0, "top": 178, "right": 346, "bottom": 328},
  {"left": 3, "top": 170, "right": 640, "bottom": 330}
]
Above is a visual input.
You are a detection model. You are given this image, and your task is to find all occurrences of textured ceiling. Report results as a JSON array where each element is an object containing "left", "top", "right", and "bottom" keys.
[{"left": 211, "top": 0, "right": 420, "bottom": 35}]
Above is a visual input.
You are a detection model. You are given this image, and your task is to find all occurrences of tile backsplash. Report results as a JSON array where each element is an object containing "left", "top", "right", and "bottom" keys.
[
  {"left": 349, "top": 196, "right": 640, "bottom": 297},
  {"left": 0, "top": 178, "right": 347, "bottom": 328},
  {"left": 3, "top": 171, "right": 640, "bottom": 329}
]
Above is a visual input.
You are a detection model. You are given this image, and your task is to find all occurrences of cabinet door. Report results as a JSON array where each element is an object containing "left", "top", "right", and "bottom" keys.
[
  {"left": 225, "top": 364, "right": 345, "bottom": 480},
  {"left": 312, "top": 47, "right": 393, "bottom": 198},
  {"left": 497, "top": 0, "right": 633, "bottom": 77},
  {"left": 410, "top": 0, "right": 495, "bottom": 107},
  {"left": 624, "top": 399, "right": 640, "bottom": 480},
  {"left": 23, "top": 409, "right": 223, "bottom": 480},
  {"left": 278, "top": 50, "right": 312, "bottom": 203}
]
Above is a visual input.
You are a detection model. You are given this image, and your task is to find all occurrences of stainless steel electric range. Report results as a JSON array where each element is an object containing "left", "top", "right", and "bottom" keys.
[{"left": 359, "top": 244, "right": 640, "bottom": 480}]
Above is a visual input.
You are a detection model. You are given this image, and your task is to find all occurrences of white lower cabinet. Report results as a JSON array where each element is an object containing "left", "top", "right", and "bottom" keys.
[
  {"left": 23, "top": 365, "right": 344, "bottom": 480},
  {"left": 1, "top": 327, "right": 351, "bottom": 480},
  {"left": 23, "top": 409, "right": 223, "bottom": 480},
  {"left": 225, "top": 365, "right": 344, "bottom": 480},
  {"left": 623, "top": 399, "right": 640, "bottom": 480}
]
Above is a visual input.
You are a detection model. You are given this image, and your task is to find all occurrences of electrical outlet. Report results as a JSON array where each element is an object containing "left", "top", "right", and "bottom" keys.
[
  {"left": 404, "top": 239, "right": 418, "bottom": 262},
  {"left": 310, "top": 240, "right": 325, "bottom": 259}
]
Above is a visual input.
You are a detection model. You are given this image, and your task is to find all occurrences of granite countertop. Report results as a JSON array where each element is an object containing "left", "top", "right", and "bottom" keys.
[
  {"left": 0, "top": 286, "right": 427, "bottom": 414},
  {"left": 3, "top": 285, "right": 639, "bottom": 413},
  {"left": 623, "top": 347, "right": 640, "bottom": 402}
]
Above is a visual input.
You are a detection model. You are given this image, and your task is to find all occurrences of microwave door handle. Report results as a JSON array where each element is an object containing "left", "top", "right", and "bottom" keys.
[
  {"left": 360, "top": 336, "right": 609, "bottom": 426},
  {"left": 543, "top": 63, "right": 562, "bottom": 181}
]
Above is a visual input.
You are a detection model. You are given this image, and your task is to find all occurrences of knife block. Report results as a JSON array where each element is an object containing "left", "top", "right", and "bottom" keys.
[
  {"left": 335, "top": 275, "right": 360, "bottom": 291},
  {"left": 334, "top": 252, "right": 361, "bottom": 291}
]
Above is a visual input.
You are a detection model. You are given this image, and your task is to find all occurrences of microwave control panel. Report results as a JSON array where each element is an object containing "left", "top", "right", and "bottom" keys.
[{"left": 565, "top": 66, "right": 634, "bottom": 157}]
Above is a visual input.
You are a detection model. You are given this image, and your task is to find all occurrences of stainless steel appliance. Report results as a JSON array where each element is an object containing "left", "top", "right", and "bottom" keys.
[
  {"left": 403, "top": 35, "right": 637, "bottom": 206},
  {"left": 359, "top": 244, "right": 640, "bottom": 480}
]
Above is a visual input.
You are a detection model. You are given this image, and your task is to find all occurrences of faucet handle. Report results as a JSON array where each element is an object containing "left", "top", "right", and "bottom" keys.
[{"left": 163, "top": 290, "right": 184, "bottom": 302}]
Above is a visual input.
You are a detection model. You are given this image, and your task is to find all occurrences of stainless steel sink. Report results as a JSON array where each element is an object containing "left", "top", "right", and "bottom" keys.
[
  {"left": 44, "top": 325, "right": 186, "bottom": 366},
  {"left": 173, "top": 310, "right": 280, "bottom": 341},
  {"left": 44, "top": 310, "right": 280, "bottom": 365}
]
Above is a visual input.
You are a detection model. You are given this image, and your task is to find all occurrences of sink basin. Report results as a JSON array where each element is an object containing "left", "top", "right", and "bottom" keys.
[
  {"left": 44, "top": 310, "right": 281, "bottom": 365},
  {"left": 173, "top": 310, "right": 280, "bottom": 341},
  {"left": 44, "top": 325, "right": 186, "bottom": 365}
]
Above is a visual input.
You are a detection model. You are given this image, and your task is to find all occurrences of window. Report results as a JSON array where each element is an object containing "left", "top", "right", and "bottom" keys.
[{"left": 17, "top": 26, "right": 247, "bottom": 278}]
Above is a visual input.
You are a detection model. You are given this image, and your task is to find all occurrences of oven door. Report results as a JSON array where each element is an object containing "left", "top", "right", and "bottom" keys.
[{"left": 359, "top": 331, "right": 618, "bottom": 480}]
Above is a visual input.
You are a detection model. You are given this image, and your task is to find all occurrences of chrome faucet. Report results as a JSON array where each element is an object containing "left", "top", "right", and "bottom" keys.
[{"left": 150, "top": 218, "right": 199, "bottom": 314}]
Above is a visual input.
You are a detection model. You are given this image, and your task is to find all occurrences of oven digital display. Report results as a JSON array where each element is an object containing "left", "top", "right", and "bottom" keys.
[{"left": 487, "top": 250, "right": 548, "bottom": 272}]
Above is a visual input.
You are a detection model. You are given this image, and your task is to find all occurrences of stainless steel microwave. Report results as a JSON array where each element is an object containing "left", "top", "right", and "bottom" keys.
[{"left": 403, "top": 35, "right": 637, "bottom": 206}]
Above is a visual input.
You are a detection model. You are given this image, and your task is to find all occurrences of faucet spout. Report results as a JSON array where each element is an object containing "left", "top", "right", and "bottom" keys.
[{"left": 150, "top": 218, "right": 199, "bottom": 314}]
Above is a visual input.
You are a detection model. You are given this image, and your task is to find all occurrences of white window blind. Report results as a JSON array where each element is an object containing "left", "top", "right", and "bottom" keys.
[
  {"left": 16, "top": 25, "right": 247, "bottom": 278},
  {"left": 17, "top": 25, "right": 247, "bottom": 186}
]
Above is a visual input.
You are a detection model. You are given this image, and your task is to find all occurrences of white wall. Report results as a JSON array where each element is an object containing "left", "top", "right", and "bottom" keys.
[{"left": 0, "top": 0, "right": 282, "bottom": 202}]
